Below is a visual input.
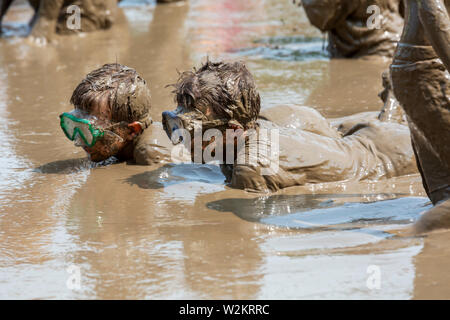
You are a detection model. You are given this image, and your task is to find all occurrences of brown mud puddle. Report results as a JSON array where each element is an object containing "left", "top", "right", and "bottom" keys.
[{"left": 1, "top": 0, "right": 448, "bottom": 299}]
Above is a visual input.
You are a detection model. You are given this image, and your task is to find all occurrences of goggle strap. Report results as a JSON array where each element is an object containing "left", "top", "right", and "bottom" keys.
[{"left": 138, "top": 115, "right": 153, "bottom": 130}]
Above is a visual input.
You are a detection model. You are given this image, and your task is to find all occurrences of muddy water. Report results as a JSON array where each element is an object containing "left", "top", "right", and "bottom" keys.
[{"left": 0, "top": 0, "right": 449, "bottom": 300}]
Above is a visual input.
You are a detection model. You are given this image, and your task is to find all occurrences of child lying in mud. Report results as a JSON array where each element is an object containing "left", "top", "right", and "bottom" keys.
[
  {"left": 162, "top": 60, "right": 418, "bottom": 192},
  {"left": 59, "top": 63, "right": 176, "bottom": 165}
]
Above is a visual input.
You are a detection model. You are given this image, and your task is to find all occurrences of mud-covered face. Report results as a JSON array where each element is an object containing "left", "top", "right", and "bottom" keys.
[
  {"left": 60, "top": 104, "right": 143, "bottom": 162},
  {"left": 81, "top": 120, "right": 132, "bottom": 162},
  {"left": 162, "top": 104, "right": 249, "bottom": 164}
]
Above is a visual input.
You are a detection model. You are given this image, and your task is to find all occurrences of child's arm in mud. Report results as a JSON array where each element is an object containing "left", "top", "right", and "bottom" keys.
[
  {"left": 419, "top": 0, "right": 450, "bottom": 71},
  {"left": 301, "top": 0, "right": 360, "bottom": 31}
]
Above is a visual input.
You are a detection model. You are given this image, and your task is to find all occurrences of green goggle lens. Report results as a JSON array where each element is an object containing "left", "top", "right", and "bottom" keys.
[{"left": 60, "top": 113, "right": 104, "bottom": 147}]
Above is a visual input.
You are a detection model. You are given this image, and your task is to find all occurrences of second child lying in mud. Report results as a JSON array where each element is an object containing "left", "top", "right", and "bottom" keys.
[{"left": 162, "top": 60, "right": 418, "bottom": 192}]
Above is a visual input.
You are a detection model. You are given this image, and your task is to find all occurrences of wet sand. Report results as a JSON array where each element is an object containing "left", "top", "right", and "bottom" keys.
[{"left": 0, "top": 0, "right": 448, "bottom": 299}]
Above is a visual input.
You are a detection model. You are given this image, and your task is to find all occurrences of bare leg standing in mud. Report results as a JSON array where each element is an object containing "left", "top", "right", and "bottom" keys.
[{"left": 390, "top": 0, "right": 450, "bottom": 232}]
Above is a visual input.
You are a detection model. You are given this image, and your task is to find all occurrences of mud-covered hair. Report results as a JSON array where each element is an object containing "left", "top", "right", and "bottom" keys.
[
  {"left": 70, "top": 63, "right": 151, "bottom": 123},
  {"left": 171, "top": 60, "right": 261, "bottom": 129}
]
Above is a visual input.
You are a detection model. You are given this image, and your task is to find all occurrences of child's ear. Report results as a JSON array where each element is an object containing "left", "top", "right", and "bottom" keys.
[
  {"left": 124, "top": 122, "right": 143, "bottom": 141},
  {"left": 128, "top": 122, "right": 143, "bottom": 134}
]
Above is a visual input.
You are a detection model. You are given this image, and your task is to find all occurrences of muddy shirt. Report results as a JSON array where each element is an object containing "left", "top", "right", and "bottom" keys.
[
  {"left": 302, "top": 0, "right": 403, "bottom": 58},
  {"left": 222, "top": 118, "right": 417, "bottom": 193},
  {"left": 133, "top": 122, "right": 174, "bottom": 165}
]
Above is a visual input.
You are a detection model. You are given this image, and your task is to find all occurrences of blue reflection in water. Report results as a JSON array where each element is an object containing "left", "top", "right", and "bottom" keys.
[
  {"left": 263, "top": 197, "right": 431, "bottom": 229},
  {"left": 208, "top": 195, "right": 431, "bottom": 229}
]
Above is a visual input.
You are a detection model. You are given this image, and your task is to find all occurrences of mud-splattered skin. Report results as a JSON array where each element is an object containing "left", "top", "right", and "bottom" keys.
[
  {"left": 390, "top": 0, "right": 450, "bottom": 231},
  {"left": 79, "top": 102, "right": 135, "bottom": 162},
  {"left": 70, "top": 104, "right": 174, "bottom": 164},
  {"left": 70, "top": 104, "right": 173, "bottom": 164},
  {"left": 399, "top": 0, "right": 450, "bottom": 53},
  {"left": 301, "top": 0, "right": 404, "bottom": 58}
]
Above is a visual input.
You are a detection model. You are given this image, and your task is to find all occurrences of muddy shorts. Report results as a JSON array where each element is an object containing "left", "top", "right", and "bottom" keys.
[{"left": 391, "top": 44, "right": 450, "bottom": 203}]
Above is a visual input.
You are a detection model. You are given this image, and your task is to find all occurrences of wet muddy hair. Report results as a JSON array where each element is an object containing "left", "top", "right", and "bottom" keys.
[
  {"left": 172, "top": 60, "right": 261, "bottom": 129},
  {"left": 71, "top": 63, "right": 151, "bottom": 123}
]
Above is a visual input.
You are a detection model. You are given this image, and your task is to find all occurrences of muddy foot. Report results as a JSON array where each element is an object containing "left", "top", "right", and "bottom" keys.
[{"left": 413, "top": 199, "right": 450, "bottom": 234}]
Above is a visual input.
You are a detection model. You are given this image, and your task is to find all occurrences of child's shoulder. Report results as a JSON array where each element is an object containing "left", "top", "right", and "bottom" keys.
[
  {"left": 259, "top": 104, "right": 341, "bottom": 138},
  {"left": 133, "top": 122, "right": 174, "bottom": 165}
]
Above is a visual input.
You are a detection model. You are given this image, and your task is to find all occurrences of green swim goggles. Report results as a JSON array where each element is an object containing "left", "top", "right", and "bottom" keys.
[
  {"left": 60, "top": 111, "right": 108, "bottom": 147},
  {"left": 60, "top": 110, "right": 153, "bottom": 147}
]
